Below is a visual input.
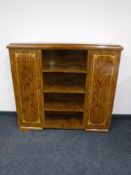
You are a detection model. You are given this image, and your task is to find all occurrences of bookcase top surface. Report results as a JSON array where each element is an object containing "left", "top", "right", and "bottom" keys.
[{"left": 7, "top": 43, "right": 123, "bottom": 50}]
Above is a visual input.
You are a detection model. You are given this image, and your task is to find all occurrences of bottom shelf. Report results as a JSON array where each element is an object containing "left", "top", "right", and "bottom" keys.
[{"left": 45, "top": 112, "right": 83, "bottom": 129}]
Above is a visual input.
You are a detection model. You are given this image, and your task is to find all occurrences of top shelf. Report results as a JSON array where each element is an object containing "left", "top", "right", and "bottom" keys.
[{"left": 42, "top": 50, "right": 87, "bottom": 73}]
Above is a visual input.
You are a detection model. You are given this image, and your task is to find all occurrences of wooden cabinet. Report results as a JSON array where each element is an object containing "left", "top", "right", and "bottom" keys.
[{"left": 7, "top": 43, "right": 123, "bottom": 132}]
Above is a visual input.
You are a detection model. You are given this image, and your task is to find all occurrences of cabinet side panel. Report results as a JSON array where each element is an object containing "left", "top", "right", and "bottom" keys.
[
  {"left": 85, "top": 50, "right": 121, "bottom": 130},
  {"left": 9, "top": 49, "right": 44, "bottom": 128}
]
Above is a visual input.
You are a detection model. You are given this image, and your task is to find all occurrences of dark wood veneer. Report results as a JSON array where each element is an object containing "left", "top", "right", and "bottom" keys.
[{"left": 7, "top": 43, "right": 123, "bottom": 132}]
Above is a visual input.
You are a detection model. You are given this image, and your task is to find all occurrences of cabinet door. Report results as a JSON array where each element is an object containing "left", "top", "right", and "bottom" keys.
[
  {"left": 9, "top": 49, "right": 44, "bottom": 129},
  {"left": 84, "top": 50, "right": 121, "bottom": 131}
]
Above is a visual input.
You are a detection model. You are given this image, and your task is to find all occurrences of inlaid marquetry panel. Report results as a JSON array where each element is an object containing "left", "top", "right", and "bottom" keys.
[
  {"left": 85, "top": 50, "right": 121, "bottom": 130},
  {"left": 9, "top": 49, "right": 44, "bottom": 129}
]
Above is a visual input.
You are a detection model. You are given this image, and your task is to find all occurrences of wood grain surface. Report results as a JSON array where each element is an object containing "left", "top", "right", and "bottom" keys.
[
  {"left": 9, "top": 49, "right": 44, "bottom": 129},
  {"left": 8, "top": 44, "right": 123, "bottom": 131}
]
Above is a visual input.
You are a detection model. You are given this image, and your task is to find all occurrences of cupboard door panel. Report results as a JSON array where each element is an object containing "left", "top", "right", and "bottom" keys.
[
  {"left": 85, "top": 50, "right": 121, "bottom": 131},
  {"left": 9, "top": 49, "right": 44, "bottom": 129}
]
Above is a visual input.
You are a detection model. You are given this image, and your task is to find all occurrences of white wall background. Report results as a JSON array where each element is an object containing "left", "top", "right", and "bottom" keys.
[{"left": 0, "top": 0, "right": 131, "bottom": 113}]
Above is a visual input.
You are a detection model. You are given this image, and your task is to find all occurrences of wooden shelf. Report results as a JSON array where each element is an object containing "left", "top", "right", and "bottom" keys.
[
  {"left": 43, "top": 73, "right": 86, "bottom": 93},
  {"left": 44, "top": 93, "right": 84, "bottom": 112},
  {"left": 43, "top": 65, "right": 86, "bottom": 73},
  {"left": 45, "top": 112, "right": 83, "bottom": 129},
  {"left": 44, "top": 100, "right": 84, "bottom": 112},
  {"left": 44, "top": 84, "right": 85, "bottom": 93},
  {"left": 42, "top": 50, "right": 87, "bottom": 74}
]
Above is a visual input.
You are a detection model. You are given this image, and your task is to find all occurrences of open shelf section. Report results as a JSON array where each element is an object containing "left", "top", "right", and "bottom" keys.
[
  {"left": 42, "top": 50, "right": 87, "bottom": 73},
  {"left": 42, "top": 49, "right": 87, "bottom": 129},
  {"left": 44, "top": 93, "right": 84, "bottom": 112},
  {"left": 43, "top": 73, "right": 86, "bottom": 93},
  {"left": 45, "top": 112, "right": 83, "bottom": 129}
]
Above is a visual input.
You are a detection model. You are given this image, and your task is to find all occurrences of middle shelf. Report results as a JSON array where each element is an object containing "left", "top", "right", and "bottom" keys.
[
  {"left": 43, "top": 73, "right": 86, "bottom": 93},
  {"left": 44, "top": 93, "right": 85, "bottom": 112}
]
